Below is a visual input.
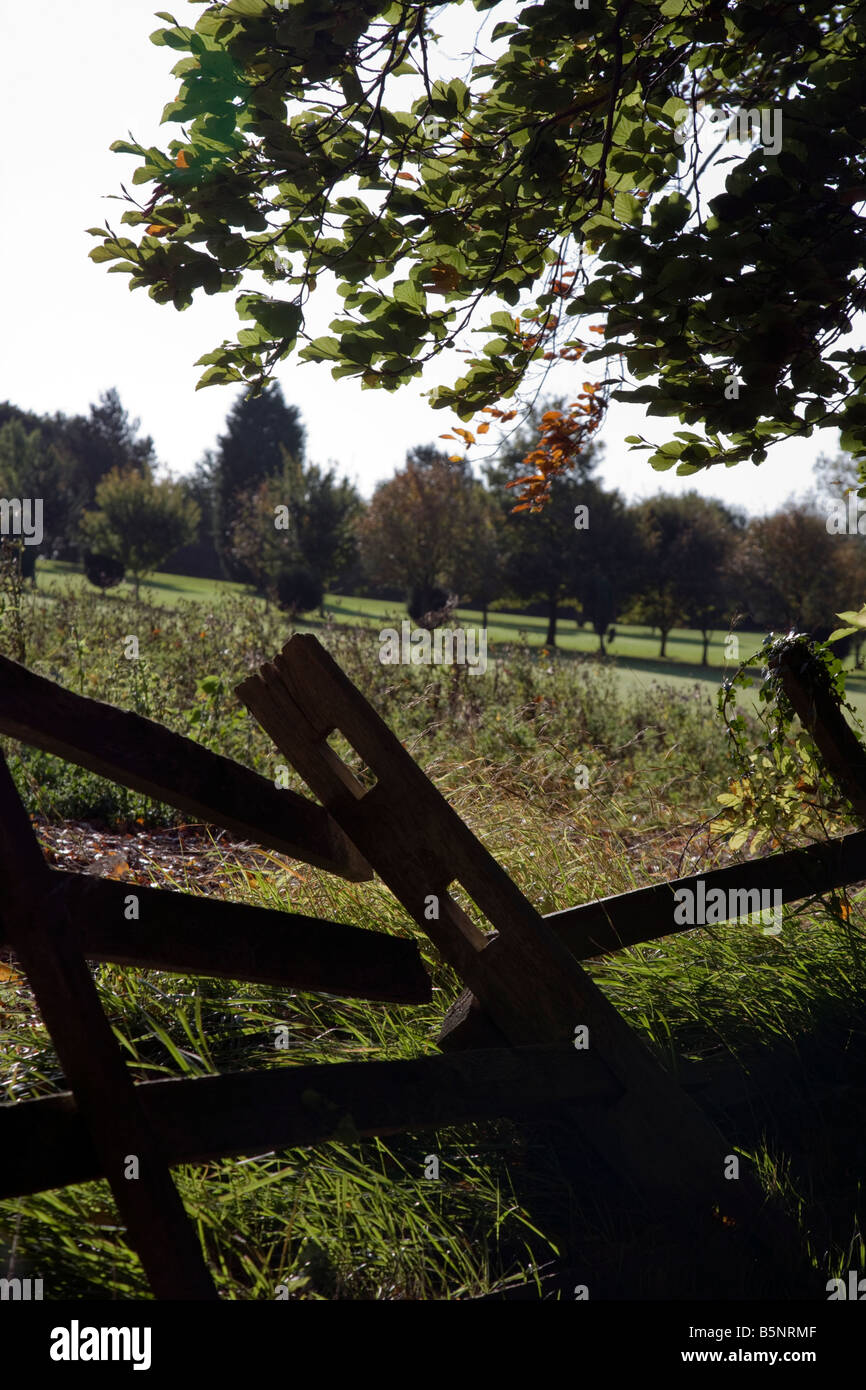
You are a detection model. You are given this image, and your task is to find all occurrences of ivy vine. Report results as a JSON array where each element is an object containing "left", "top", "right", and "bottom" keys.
[{"left": 715, "top": 632, "right": 860, "bottom": 854}]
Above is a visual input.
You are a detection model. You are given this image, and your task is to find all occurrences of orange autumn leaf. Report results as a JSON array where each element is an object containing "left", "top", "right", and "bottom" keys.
[
  {"left": 396, "top": 172, "right": 416, "bottom": 181},
  {"left": 426, "top": 264, "right": 461, "bottom": 293},
  {"left": 147, "top": 224, "right": 171, "bottom": 236},
  {"left": 175, "top": 150, "right": 189, "bottom": 169},
  {"left": 0, "top": 960, "right": 23, "bottom": 984},
  {"left": 507, "top": 385, "right": 606, "bottom": 512}
]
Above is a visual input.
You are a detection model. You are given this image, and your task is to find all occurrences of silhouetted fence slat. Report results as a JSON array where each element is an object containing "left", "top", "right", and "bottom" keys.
[
  {"left": 235, "top": 635, "right": 783, "bottom": 1245},
  {"left": 0, "top": 870, "right": 431, "bottom": 1004},
  {"left": 0, "top": 752, "right": 218, "bottom": 1300},
  {"left": 0, "top": 1043, "right": 621, "bottom": 1198},
  {"left": 0, "top": 652, "right": 370, "bottom": 881}
]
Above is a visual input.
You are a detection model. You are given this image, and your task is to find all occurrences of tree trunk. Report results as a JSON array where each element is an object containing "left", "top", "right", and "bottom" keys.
[
  {"left": 545, "top": 597, "right": 557, "bottom": 648},
  {"left": 597, "top": 628, "right": 606, "bottom": 653},
  {"left": 482, "top": 602, "right": 489, "bottom": 630},
  {"left": 659, "top": 628, "right": 668, "bottom": 658},
  {"left": 701, "top": 630, "right": 711, "bottom": 666}
]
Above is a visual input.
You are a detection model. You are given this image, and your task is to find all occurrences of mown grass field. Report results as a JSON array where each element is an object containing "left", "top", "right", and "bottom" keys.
[
  {"left": 1, "top": 563, "right": 865, "bottom": 1297},
  {"left": 33, "top": 558, "right": 866, "bottom": 718}
]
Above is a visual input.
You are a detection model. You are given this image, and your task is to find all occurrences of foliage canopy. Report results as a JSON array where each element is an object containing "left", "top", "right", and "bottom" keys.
[{"left": 93, "top": 0, "right": 866, "bottom": 491}]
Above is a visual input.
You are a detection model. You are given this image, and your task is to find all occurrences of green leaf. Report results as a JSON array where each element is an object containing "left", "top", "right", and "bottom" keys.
[
  {"left": 341, "top": 70, "right": 364, "bottom": 106},
  {"left": 613, "top": 191, "right": 643, "bottom": 225},
  {"left": 392, "top": 279, "right": 426, "bottom": 311},
  {"left": 446, "top": 79, "right": 470, "bottom": 115},
  {"left": 196, "top": 364, "right": 242, "bottom": 389},
  {"left": 236, "top": 295, "right": 301, "bottom": 340},
  {"left": 299, "top": 336, "right": 342, "bottom": 362}
]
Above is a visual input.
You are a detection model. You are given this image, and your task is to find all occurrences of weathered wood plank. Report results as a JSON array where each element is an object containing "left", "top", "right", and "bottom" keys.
[
  {"left": 0, "top": 752, "right": 217, "bottom": 1299},
  {"left": 547, "top": 827, "right": 866, "bottom": 959},
  {"left": 0, "top": 870, "right": 430, "bottom": 1004},
  {"left": 773, "top": 638, "right": 866, "bottom": 820},
  {"left": 2, "top": 1039, "right": 818, "bottom": 1203},
  {"left": 0, "top": 1044, "right": 620, "bottom": 1198},
  {"left": 440, "top": 829, "right": 866, "bottom": 1048},
  {"left": 0, "top": 652, "right": 370, "bottom": 880},
  {"left": 235, "top": 635, "right": 796, "bottom": 1275}
]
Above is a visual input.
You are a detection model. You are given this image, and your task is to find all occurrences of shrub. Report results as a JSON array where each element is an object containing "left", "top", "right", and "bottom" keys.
[
  {"left": 407, "top": 583, "right": 457, "bottom": 629},
  {"left": 83, "top": 551, "right": 125, "bottom": 592},
  {"left": 274, "top": 566, "right": 323, "bottom": 615}
]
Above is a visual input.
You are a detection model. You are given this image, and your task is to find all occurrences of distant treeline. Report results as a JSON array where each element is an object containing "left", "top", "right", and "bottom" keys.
[{"left": 0, "top": 385, "right": 862, "bottom": 660}]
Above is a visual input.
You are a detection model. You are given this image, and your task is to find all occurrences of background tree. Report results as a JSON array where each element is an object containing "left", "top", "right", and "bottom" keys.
[
  {"left": 358, "top": 446, "right": 483, "bottom": 623},
  {"left": 79, "top": 467, "right": 199, "bottom": 599},
  {"left": 834, "top": 534, "right": 866, "bottom": 666},
  {"left": 59, "top": 390, "right": 158, "bottom": 557},
  {"left": 0, "top": 418, "right": 72, "bottom": 568},
  {"left": 810, "top": 450, "right": 866, "bottom": 658},
  {"left": 65, "top": 387, "right": 156, "bottom": 490},
  {"left": 571, "top": 482, "right": 642, "bottom": 654},
  {"left": 225, "top": 475, "right": 293, "bottom": 601},
  {"left": 210, "top": 383, "right": 305, "bottom": 581},
  {"left": 486, "top": 411, "right": 603, "bottom": 647},
  {"left": 732, "top": 505, "right": 846, "bottom": 633},
  {"left": 628, "top": 495, "right": 740, "bottom": 660},
  {"left": 287, "top": 458, "right": 363, "bottom": 600},
  {"left": 497, "top": 474, "right": 588, "bottom": 648},
  {"left": 0, "top": 390, "right": 157, "bottom": 562},
  {"left": 461, "top": 484, "right": 506, "bottom": 630},
  {"left": 678, "top": 497, "right": 744, "bottom": 665},
  {"left": 226, "top": 454, "right": 362, "bottom": 606},
  {"left": 160, "top": 453, "right": 223, "bottom": 579}
]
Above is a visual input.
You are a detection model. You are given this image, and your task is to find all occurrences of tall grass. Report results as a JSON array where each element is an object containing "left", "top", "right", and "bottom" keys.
[{"left": 1, "top": 583, "right": 865, "bottom": 1297}]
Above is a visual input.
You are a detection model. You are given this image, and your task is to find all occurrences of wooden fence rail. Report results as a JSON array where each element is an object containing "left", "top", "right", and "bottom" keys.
[
  {"left": 0, "top": 653, "right": 370, "bottom": 880},
  {"left": 0, "top": 871, "right": 430, "bottom": 1004},
  {"left": 0, "top": 1043, "right": 619, "bottom": 1200}
]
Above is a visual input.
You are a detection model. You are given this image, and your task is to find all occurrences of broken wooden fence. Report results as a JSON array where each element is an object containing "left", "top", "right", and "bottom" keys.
[{"left": 0, "top": 634, "right": 863, "bottom": 1299}]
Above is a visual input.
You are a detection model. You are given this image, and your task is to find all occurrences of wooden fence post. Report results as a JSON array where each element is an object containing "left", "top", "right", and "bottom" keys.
[{"left": 0, "top": 753, "right": 218, "bottom": 1299}]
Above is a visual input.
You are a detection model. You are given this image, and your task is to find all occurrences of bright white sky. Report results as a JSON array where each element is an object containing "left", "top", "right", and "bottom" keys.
[{"left": 0, "top": 0, "right": 845, "bottom": 512}]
